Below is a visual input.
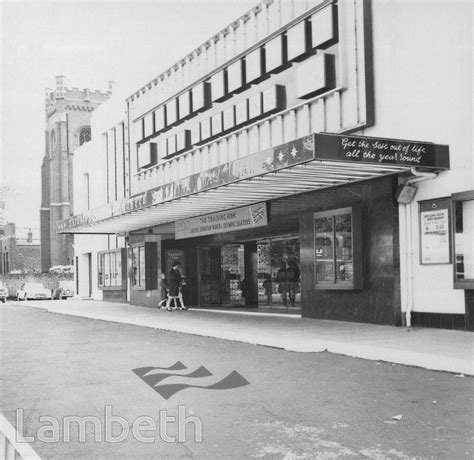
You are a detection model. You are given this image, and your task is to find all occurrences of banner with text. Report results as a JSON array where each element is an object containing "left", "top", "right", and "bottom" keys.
[
  {"left": 175, "top": 203, "right": 268, "bottom": 240},
  {"left": 314, "top": 133, "right": 450, "bottom": 169}
]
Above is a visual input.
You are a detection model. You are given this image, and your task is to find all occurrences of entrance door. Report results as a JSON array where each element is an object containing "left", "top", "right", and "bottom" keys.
[
  {"left": 221, "top": 244, "right": 246, "bottom": 307},
  {"left": 257, "top": 237, "right": 301, "bottom": 309},
  {"left": 198, "top": 244, "right": 247, "bottom": 307},
  {"left": 244, "top": 242, "right": 258, "bottom": 307},
  {"left": 199, "top": 246, "right": 221, "bottom": 306}
]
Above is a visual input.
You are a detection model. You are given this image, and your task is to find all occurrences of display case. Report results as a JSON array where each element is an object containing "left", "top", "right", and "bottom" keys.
[
  {"left": 129, "top": 242, "right": 158, "bottom": 291},
  {"left": 314, "top": 207, "right": 362, "bottom": 290},
  {"left": 98, "top": 248, "right": 127, "bottom": 290}
]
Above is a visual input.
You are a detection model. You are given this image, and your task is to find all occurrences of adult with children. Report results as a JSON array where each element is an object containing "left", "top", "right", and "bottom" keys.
[{"left": 165, "top": 261, "right": 187, "bottom": 311}]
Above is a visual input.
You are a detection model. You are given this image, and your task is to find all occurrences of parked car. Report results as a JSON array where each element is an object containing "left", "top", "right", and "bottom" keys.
[
  {"left": 16, "top": 282, "right": 52, "bottom": 301},
  {"left": 0, "top": 284, "right": 8, "bottom": 303},
  {"left": 53, "top": 280, "right": 75, "bottom": 300}
]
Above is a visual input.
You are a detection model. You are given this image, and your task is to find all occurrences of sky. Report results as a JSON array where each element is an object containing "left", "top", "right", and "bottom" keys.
[{"left": 0, "top": 0, "right": 257, "bottom": 232}]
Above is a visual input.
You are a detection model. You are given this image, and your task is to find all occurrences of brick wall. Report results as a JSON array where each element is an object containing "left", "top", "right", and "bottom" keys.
[{"left": 14, "top": 245, "right": 41, "bottom": 273}]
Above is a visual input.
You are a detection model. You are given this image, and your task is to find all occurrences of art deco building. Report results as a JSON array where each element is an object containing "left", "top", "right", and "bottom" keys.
[{"left": 61, "top": 0, "right": 473, "bottom": 330}]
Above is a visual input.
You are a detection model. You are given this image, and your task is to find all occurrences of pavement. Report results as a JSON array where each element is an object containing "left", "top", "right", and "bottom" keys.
[{"left": 7, "top": 298, "right": 474, "bottom": 376}]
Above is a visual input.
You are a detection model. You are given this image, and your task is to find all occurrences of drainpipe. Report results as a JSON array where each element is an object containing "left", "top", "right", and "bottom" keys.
[{"left": 403, "top": 167, "right": 437, "bottom": 327}]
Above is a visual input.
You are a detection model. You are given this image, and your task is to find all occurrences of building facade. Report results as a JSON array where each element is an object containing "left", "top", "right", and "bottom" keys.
[
  {"left": 0, "top": 224, "right": 41, "bottom": 274},
  {"left": 40, "top": 76, "right": 111, "bottom": 272},
  {"left": 60, "top": 0, "right": 473, "bottom": 330}
]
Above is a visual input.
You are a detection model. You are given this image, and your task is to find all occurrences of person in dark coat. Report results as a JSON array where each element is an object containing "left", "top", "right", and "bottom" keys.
[
  {"left": 262, "top": 274, "right": 272, "bottom": 306},
  {"left": 165, "top": 261, "right": 185, "bottom": 310},
  {"left": 276, "top": 261, "right": 299, "bottom": 307}
]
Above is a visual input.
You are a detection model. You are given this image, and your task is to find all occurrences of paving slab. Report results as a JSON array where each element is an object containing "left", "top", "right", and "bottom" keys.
[{"left": 9, "top": 299, "right": 474, "bottom": 375}]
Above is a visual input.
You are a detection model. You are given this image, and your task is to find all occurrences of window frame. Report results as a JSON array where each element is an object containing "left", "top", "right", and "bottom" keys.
[
  {"left": 313, "top": 206, "right": 363, "bottom": 290},
  {"left": 452, "top": 190, "right": 474, "bottom": 289},
  {"left": 98, "top": 249, "right": 126, "bottom": 290},
  {"left": 79, "top": 126, "right": 91, "bottom": 146},
  {"left": 129, "top": 242, "right": 158, "bottom": 291}
]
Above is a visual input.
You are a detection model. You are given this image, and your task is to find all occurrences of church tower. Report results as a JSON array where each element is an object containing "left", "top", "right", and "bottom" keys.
[{"left": 40, "top": 76, "right": 112, "bottom": 272}]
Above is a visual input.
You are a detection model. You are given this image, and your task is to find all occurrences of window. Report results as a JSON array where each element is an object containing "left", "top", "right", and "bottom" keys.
[
  {"left": 98, "top": 249, "right": 125, "bottom": 289},
  {"left": 98, "top": 252, "right": 104, "bottom": 286},
  {"left": 131, "top": 245, "right": 146, "bottom": 288},
  {"left": 131, "top": 246, "right": 141, "bottom": 287},
  {"left": 50, "top": 129, "right": 56, "bottom": 158},
  {"left": 452, "top": 191, "right": 474, "bottom": 289},
  {"left": 130, "top": 242, "right": 157, "bottom": 290},
  {"left": 314, "top": 207, "right": 362, "bottom": 289},
  {"left": 79, "top": 126, "right": 91, "bottom": 146},
  {"left": 83, "top": 173, "right": 90, "bottom": 210}
]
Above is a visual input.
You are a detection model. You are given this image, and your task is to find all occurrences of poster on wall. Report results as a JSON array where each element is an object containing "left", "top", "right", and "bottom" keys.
[
  {"left": 164, "top": 249, "right": 185, "bottom": 275},
  {"left": 419, "top": 198, "right": 451, "bottom": 265}
]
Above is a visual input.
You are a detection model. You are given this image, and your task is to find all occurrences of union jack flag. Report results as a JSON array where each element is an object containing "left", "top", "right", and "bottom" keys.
[{"left": 251, "top": 206, "right": 266, "bottom": 224}]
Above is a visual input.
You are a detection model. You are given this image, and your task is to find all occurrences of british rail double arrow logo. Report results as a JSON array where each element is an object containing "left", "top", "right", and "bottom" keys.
[{"left": 133, "top": 361, "right": 250, "bottom": 400}]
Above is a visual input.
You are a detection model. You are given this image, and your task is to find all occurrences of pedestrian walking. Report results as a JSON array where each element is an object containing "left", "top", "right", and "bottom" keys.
[
  {"left": 262, "top": 274, "right": 272, "bottom": 306},
  {"left": 158, "top": 273, "right": 169, "bottom": 309},
  {"left": 178, "top": 276, "right": 187, "bottom": 310},
  {"left": 275, "top": 261, "right": 299, "bottom": 307},
  {"left": 165, "top": 261, "right": 186, "bottom": 311}
]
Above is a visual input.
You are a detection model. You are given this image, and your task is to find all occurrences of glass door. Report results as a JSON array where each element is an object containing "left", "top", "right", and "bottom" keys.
[
  {"left": 221, "top": 244, "right": 246, "bottom": 307},
  {"left": 199, "top": 246, "right": 221, "bottom": 306},
  {"left": 257, "top": 237, "right": 301, "bottom": 309},
  {"left": 199, "top": 244, "right": 247, "bottom": 307}
]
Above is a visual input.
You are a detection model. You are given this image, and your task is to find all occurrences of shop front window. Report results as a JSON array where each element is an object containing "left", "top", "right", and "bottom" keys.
[
  {"left": 130, "top": 243, "right": 157, "bottom": 290},
  {"left": 98, "top": 253, "right": 104, "bottom": 287},
  {"left": 104, "top": 253, "right": 111, "bottom": 287},
  {"left": 98, "top": 249, "right": 125, "bottom": 289},
  {"left": 314, "top": 207, "right": 362, "bottom": 290},
  {"left": 453, "top": 191, "right": 474, "bottom": 289},
  {"left": 139, "top": 246, "right": 145, "bottom": 286},
  {"left": 131, "top": 247, "right": 140, "bottom": 287}
]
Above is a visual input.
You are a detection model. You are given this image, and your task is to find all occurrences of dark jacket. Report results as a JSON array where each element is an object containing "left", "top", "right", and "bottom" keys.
[{"left": 168, "top": 268, "right": 182, "bottom": 297}]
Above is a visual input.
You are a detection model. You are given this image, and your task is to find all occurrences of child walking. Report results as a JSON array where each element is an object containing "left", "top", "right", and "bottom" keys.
[{"left": 158, "top": 273, "right": 169, "bottom": 309}]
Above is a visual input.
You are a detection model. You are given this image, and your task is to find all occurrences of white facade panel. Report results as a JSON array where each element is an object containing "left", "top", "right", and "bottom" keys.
[{"left": 364, "top": 1, "right": 473, "bottom": 315}]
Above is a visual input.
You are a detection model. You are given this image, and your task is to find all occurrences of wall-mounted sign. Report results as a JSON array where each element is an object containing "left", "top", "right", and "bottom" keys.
[
  {"left": 175, "top": 203, "right": 268, "bottom": 239},
  {"left": 419, "top": 198, "right": 451, "bottom": 264},
  {"left": 314, "top": 133, "right": 450, "bottom": 169}
]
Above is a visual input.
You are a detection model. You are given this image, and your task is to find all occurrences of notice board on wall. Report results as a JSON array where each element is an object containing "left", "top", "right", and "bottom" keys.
[{"left": 419, "top": 198, "right": 451, "bottom": 265}]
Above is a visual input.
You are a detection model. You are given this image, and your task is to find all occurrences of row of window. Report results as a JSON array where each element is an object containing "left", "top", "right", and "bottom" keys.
[
  {"left": 129, "top": 0, "right": 331, "bottom": 120},
  {"left": 134, "top": 3, "right": 337, "bottom": 145},
  {"left": 137, "top": 84, "right": 286, "bottom": 168},
  {"left": 137, "top": 46, "right": 334, "bottom": 170}
]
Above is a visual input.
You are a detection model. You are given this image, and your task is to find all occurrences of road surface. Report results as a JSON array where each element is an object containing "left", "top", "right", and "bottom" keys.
[{"left": 1, "top": 304, "right": 473, "bottom": 459}]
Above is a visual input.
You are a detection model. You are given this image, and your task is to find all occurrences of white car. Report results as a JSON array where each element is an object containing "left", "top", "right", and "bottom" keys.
[{"left": 16, "top": 282, "right": 52, "bottom": 301}]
